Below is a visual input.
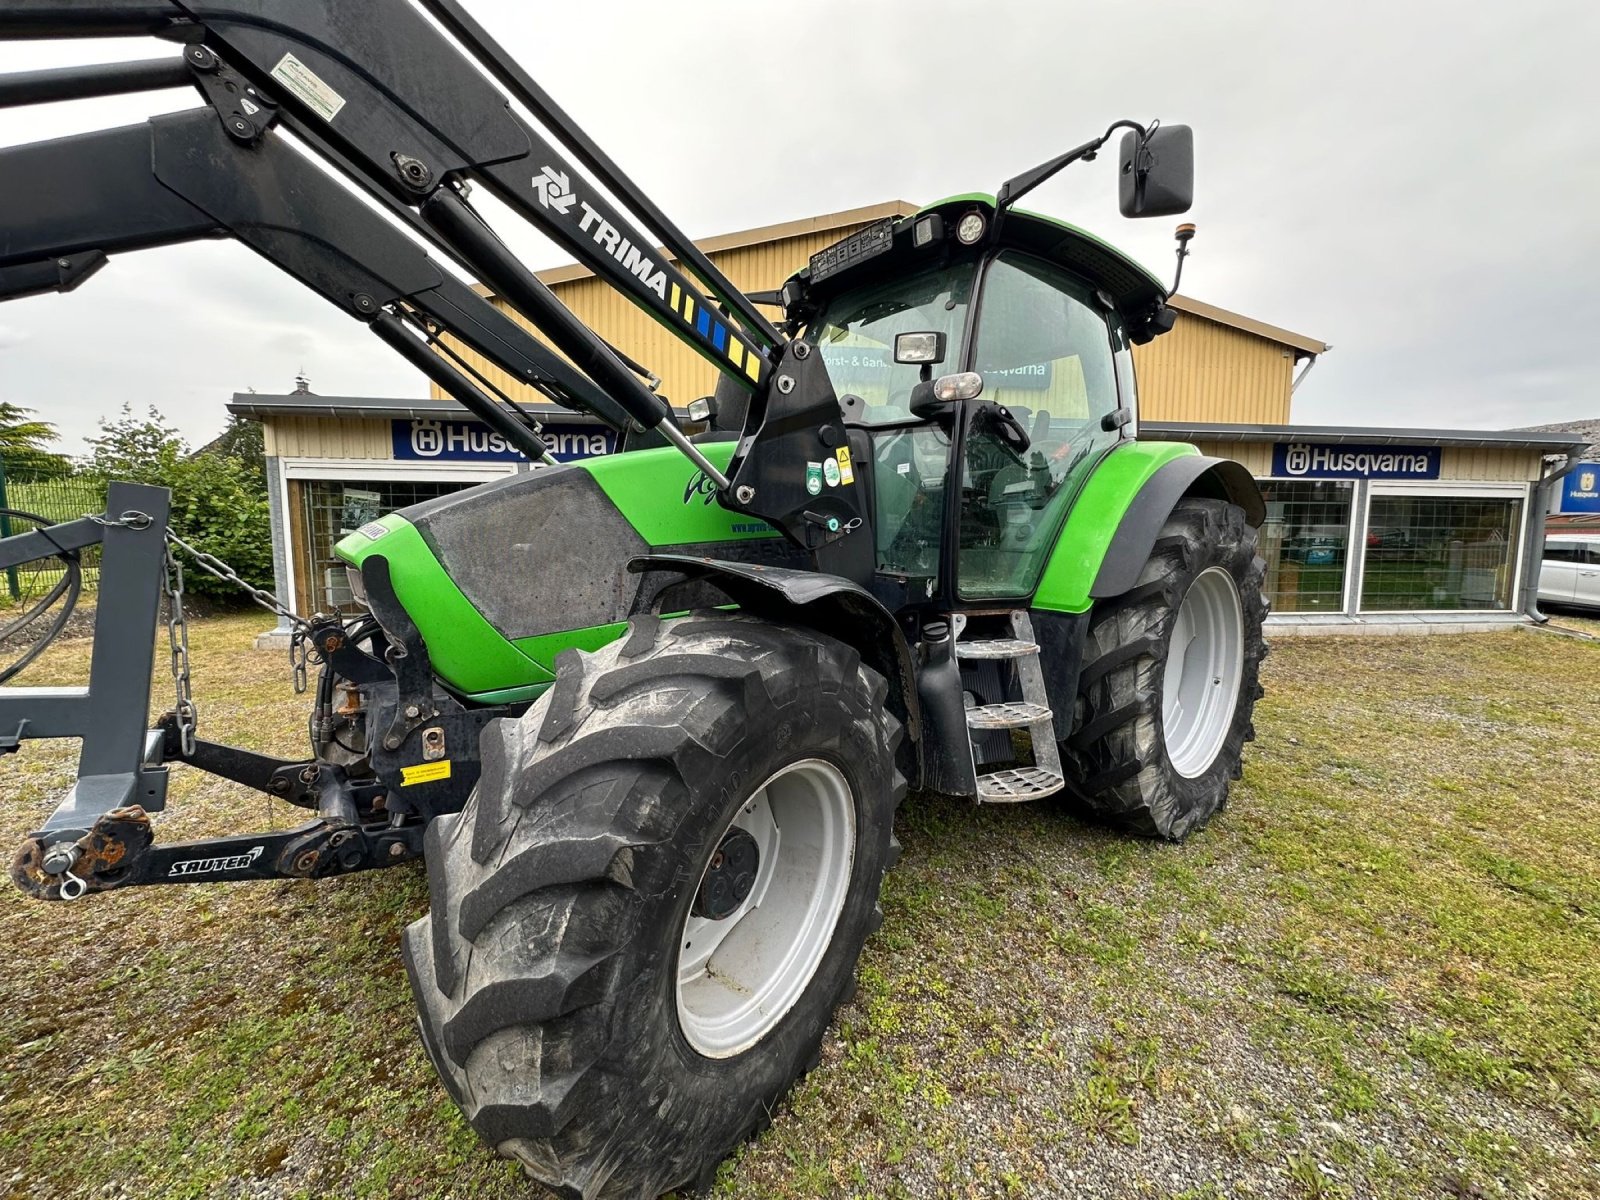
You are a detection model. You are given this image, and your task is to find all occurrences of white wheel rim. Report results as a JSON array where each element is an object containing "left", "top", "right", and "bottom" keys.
[
  {"left": 1161, "top": 566, "right": 1245, "bottom": 779},
  {"left": 675, "top": 759, "right": 856, "bottom": 1058}
]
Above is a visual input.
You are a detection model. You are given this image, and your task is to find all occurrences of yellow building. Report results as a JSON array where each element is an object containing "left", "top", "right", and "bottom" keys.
[
  {"left": 431, "top": 200, "right": 1325, "bottom": 428},
  {"left": 232, "top": 201, "right": 1581, "bottom": 632}
]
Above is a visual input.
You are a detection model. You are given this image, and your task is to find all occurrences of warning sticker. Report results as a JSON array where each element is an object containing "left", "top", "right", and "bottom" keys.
[
  {"left": 836, "top": 446, "right": 855, "bottom": 485},
  {"left": 270, "top": 53, "right": 347, "bottom": 122},
  {"left": 400, "top": 759, "right": 452, "bottom": 787}
]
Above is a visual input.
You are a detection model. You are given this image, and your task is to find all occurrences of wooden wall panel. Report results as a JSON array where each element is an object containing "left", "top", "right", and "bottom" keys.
[
  {"left": 263, "top": 416, "right": 390, "bottom": 459},
  {"left": 1132, "top": 315, "right": 1295, "bottom": 425}
]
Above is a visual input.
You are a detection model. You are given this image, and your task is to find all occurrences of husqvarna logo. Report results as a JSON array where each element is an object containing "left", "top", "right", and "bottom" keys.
[
  {"left": 1583, "top": 471, "right": 1596, "bottom": 493},
  {"left": 410, "top": 418, "right": 444, "bottom": 457},
  {"left": 1283, "top": 444, "right": 1312, "bottom": 475}
]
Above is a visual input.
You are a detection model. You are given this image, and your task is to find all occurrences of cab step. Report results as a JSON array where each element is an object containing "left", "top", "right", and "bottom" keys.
[
  {"left": 966, "top": 701, "right": 1052, "bottom": 730},
  {"left": 956, "top": 612, "right": 1065, "bottom": 803},
  {"left": 955, "top": 637, "right": 1038, "bottom": 660},
  {"left": 976, "top": 766, "right": 1068, "bottom": 803}
]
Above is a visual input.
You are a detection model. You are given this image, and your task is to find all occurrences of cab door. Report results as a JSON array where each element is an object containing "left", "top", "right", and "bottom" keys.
[{"left": 954, "top": 251, "right": 1128, "bottom": 602}]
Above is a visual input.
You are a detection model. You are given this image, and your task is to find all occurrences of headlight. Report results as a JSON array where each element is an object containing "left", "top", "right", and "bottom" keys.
[
  {"left": 956, "top": 211, "right": 987, "bottom": 245},
  {"left": 346, "top": 565, "right": 368, "bottom": 607}
]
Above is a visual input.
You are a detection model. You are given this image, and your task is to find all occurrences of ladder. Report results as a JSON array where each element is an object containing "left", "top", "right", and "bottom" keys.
[{"left": 955, "top": 612, "right": 1066, "bottom": 803}]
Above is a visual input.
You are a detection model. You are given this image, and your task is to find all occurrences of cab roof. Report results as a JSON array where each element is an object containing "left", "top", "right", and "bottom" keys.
[
  {"left": 919, "top": 193, "right": 1168, "bottom": 315},
  {"left": 788, "top": 193, "right": 1169, "bottom": 324}
]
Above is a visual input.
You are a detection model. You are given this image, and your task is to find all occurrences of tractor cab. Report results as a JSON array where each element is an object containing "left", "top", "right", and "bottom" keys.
[{"left": 781, "top": 195, "right": 1170, "bottom": 608}]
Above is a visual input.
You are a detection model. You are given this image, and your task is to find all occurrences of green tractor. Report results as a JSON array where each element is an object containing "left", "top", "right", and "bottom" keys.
[{"left": 0, "top": 4, "right": 1265, "bottom": 1196}]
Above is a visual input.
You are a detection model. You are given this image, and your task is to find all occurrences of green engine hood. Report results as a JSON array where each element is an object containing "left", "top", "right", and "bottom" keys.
[{"left": 335, "top": 441, "right": 785, "bottom": 702}]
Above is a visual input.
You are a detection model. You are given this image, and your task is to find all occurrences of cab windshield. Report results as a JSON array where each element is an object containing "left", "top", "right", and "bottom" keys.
[{"left": 806, "top": 261, "right": 975, "bottom": 425}]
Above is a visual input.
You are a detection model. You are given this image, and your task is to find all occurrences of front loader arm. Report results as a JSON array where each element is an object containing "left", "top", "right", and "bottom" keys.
[
  {"left": 1, "top": 0, "right": 778, "bottom": 394},
  {"left": 0, "top": 106, "right": 632, "bottom": 446},
  {"left": 0, "top": 0, "right": 877, "bottom": 572}
]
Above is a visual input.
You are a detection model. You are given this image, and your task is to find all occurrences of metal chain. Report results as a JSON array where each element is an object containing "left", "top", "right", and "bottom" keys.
[
  {"left": 161, "top": 541, "right": 199, "bottom": 756},
  {"left": 164, "top": 530, "right": 306, "bottom": 628},
  {"left": 163, "top": 530, "right": 319, "bottom": 710}
]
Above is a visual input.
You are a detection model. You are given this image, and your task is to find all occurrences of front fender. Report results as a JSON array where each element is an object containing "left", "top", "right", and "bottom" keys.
[
  {"left": 1032, "top": 442, "right": 1264, "bottom": 612},
  {"left": 628, "top": 554, "right": 924, "bottom": 790}
]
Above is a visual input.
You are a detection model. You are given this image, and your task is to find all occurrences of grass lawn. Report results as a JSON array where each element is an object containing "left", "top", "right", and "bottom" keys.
[{"left": 2, "top": 614, "right": 1598, "bottom": 1199}]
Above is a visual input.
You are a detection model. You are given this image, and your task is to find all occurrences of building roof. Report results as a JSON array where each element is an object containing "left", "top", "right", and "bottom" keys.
[
  {"left": 1166, "top": 295, "right": 1328, "bottom": 359},
  {"left": 1146, "top": 420, "right": 1586, "bottom": 455},
  {"left": 525, "top": 200, "right": 921, "bottom": 289},
  {"left": 226, "top": 393, "right": 631, "bottom": 423},
  {"left": 1517, "top": 419, "right": 1600, "bottom": 462}
]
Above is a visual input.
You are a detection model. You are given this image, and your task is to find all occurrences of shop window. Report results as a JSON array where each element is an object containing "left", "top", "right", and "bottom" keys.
[
  {"left": 1258, "top": 480, "right": 1353, "bottom": 613},
  {"left": 1359, "top": 494, "right": 1522, "bottom": 612},
  {"left": 298, "top": 479, "right": 478, "bottom": 614}
]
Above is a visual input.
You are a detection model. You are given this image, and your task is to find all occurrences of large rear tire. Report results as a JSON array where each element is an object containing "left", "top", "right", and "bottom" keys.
[
  {"left": 404, "top": 612, "right": 904, "bottom": 1199},
  {"left": 1063, "top": 498, "right": 1267, "bottom": 841}
]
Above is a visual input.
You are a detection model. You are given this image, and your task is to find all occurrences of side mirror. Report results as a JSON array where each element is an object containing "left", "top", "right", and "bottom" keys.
[{"left": 1118, "top": 125, "right": 1193, "bottom": 218}]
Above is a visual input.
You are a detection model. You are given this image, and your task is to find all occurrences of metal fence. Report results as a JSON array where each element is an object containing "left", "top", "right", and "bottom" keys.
[{"left": 0, "top": 475, "right": 107, "bottom": 603}]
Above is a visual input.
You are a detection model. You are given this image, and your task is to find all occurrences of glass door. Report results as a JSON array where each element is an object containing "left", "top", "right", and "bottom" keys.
[{"left": 957, "top": 252, "right": 1125, "bottom": 601}]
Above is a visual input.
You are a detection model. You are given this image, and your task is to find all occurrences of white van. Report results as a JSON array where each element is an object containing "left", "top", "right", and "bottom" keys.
[{"left": 1538, "top": 533, "right": 1600, "bottom": 611}]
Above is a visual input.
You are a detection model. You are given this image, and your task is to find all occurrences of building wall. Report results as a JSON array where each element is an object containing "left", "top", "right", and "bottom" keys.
[
  {"left": 263, "top": 415, "right": 390, "bottom": 459},
  {"left": 1132, "top": 319, "right": 1295, "bottom": 424}
]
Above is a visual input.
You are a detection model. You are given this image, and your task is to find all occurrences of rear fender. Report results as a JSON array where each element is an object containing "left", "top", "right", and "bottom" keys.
[
  {"left": 629, "top": 554, "right": 923, "bottom": 791},
  {"left": 1089, "top": 456, "right": 1263, "bottom": 601},
  {"left": 1032, "top": 442, "right": 1263, "bottom": 612}
]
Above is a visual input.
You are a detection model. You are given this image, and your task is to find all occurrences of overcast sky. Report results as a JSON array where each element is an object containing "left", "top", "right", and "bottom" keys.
[{"left": 1, "top": 0, "right": 1596, "bottom": 454}]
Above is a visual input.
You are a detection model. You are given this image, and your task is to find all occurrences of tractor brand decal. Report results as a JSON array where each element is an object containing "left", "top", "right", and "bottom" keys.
[
  {"left": 1561, "top": 467, "right": 1600, "bottom": 513},
  {"left": 400, "top": 760, "right": 452, "bottom": 787},
  {"left": 393, "top": 418, "right": 615, "bottom": 463},
  {"left": 532, "top": 165, "right": 669, "bottom": 301},
  {"left": 168, "top": 846, "right": 264, "bottom": 878},
  {"left": 683, "top": 470, "right": 718, "bottom": 505},
  {"left": 359, "top": 522, "right": 388, "bottom": 541},
  {"left": 529, "top": 163, "right": 761, "bottom": 381},
  {"left": 805, "top": 462, "right": 823, "bottom": 496},
  {"left": 1272, "top": 442, "right": 1441, "bottom": 481}
]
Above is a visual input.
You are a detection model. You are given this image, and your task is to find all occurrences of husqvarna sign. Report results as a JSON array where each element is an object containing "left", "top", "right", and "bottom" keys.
[
  {"left": 1561, "top": 466, "right": 1600, "bottom": 513},
  {"left": 1272, "top": 442, "right": 1441, "bottom": 481},
  {"left": 392, "top": 417, "right": 615, "bottom": 464}
]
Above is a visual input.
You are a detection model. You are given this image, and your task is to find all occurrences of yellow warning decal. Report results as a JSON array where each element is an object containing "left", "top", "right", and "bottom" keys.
[
  {"left": 400, "top": 759, "right": 452, "bottom": 786},
  {"left": 836, "top": 446, "right": 855, "bottom": 485}
]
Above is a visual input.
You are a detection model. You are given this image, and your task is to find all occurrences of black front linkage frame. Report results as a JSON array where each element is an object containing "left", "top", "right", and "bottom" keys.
[{"left": 4, "top": 482, "right": 513, "bottom": 902}]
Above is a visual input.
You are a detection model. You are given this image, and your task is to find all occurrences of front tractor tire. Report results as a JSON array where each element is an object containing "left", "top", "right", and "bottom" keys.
[
  {"left": 1064, "top": 498, "right": 1268, "bottom": 841},
  {"left": 404, "top": 612, "right": 904, "bottom": 1199}
]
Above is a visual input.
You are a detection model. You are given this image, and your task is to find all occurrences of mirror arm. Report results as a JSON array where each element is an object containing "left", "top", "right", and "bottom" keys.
[{"left": 994, "top": 118, "right": 1152, "bottom": 235}]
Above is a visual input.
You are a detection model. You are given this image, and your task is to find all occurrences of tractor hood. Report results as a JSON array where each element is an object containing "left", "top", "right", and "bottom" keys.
[{"left": 334, "top": 443, "right": 791, "bottom": 701}]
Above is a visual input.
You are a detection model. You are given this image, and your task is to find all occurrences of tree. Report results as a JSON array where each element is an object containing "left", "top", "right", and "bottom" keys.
[
  {"left": 206, "top": 414, "right": 265, "bottom": 485},
  {"left": 81, "top": 404, "right": 186, "bottom": 484},
  {"left": 0, "top": 403, "right": 71, "bottom": 482},
  {"left": 83, "top": 406, "right": 273, "bottom": 603}
]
